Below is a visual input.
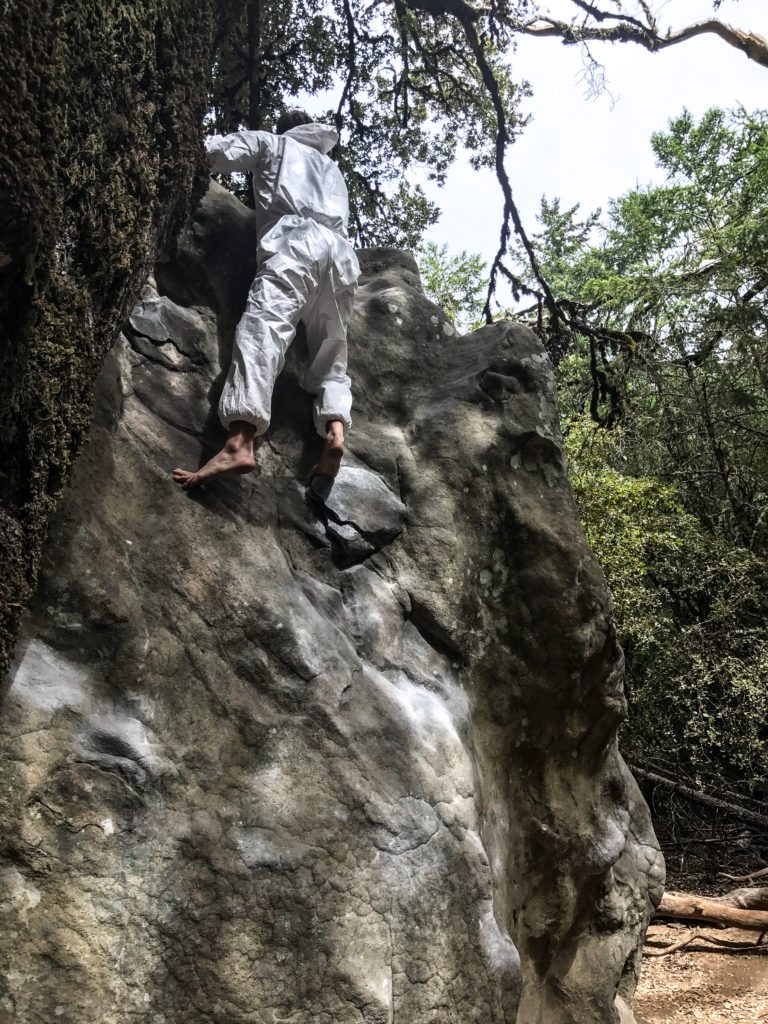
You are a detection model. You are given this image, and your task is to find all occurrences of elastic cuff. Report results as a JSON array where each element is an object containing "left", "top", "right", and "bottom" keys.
[
  {"left": 219, "top": 412, "right": 270, "bottom": 435},
  {"left": 314, "top": 411, "right": 351, "bottom": 438}
]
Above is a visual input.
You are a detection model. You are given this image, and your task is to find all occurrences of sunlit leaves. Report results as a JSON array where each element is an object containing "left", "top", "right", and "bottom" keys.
[
  {"left": 417, "top": 241, "right": 487, "bottom": 328},
  {"left": 567, "top": 418, "right": 768, "bottom": 787}
]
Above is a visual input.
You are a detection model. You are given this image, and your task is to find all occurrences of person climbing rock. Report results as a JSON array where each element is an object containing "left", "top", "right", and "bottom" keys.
[{"left": 173, "top": 109, "right": 359, "bottom": 491}]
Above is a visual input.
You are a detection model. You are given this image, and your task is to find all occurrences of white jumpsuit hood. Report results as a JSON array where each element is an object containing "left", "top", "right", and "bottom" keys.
[{"left": 205, "top": 123, "right": 360, "bottom": 437}]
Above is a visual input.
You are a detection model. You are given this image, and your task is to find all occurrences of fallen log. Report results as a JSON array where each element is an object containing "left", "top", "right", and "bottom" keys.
[
  {"left": 656, "top": 891, "right": 768, "bottom": 931},
  {"left": 719, "top": 887, "right": 768, "bottom": 911}
]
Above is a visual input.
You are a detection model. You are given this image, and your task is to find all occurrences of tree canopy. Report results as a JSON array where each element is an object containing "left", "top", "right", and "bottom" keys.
[
  {"left": 522, "top": 106, "right": 768, "bottom": 542},
  {"left": 206, "top": 0, "right": 767, "bottom": 355},
  {"left": 418, "top": 241, "right": 487, "bottom": 329},
  {"left": 210, "top": 0, "right": 529, "bottom": 247}
]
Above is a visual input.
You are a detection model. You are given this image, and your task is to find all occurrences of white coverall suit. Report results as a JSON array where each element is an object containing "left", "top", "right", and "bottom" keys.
[{"left": 206, "top": 123, "right": 360, "bottom": 437}]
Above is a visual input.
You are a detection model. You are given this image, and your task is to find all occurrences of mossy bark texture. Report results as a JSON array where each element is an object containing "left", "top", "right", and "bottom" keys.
[{"left": 0, "top": 0, "right": 221, "bottom": 680}]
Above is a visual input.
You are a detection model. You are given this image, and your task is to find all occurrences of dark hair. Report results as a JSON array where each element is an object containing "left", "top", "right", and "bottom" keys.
[{"left": 275, "top": 109, "right": 312, "bottom": 135}]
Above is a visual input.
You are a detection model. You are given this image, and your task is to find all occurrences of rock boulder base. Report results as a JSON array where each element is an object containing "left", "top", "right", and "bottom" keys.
[{"left": 0, "top": 184, "right": 663, "bottom": 1024}]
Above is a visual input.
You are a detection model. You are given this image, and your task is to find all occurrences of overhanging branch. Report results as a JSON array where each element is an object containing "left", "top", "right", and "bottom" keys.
[
  {"left": 403, "top": 0, "right": 562, "bottom": 330},
  {"left": 513, "top": 15, "right": 768, "bottom": 70}
]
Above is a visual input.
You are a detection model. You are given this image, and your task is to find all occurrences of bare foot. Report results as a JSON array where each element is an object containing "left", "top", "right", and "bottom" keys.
[
  {"left": 173, "top": 423, "right": 256, "bottom": 489},
  {"left": 310, "top": 420, "right": 345, "bottom": 483}
]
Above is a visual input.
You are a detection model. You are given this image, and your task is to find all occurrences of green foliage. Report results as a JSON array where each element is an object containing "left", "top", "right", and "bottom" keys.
[
  {"left": 543, "top": 108, "right": 768, "bottom": 790},
  {"left": 567, "top": 419, "right": 768, "bottom": 788},
  {"left": 209, "top": 0, "right": 530, "bottom": 247},
  {"left": 520, "top": 197, "right": 601, "bottom": 302},
  {"left": 524, "top": 107, "right": 768, "bottom": 544},
  {"left": 417, "top": 242, "right": 487, "bottom": 329}
]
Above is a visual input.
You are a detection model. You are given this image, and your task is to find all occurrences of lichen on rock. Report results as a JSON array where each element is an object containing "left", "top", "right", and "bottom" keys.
[{"left": 0, "top": 185, "right": 662, "bottom": 1023}]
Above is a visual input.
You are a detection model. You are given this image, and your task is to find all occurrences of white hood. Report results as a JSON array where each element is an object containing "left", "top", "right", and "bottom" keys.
[{"left": 284, "top": 122, "right": 339, "bottom": 155}]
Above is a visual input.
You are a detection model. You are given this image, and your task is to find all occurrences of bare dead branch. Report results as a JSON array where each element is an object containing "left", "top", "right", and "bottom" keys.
[
  {"left": 510, "top": 15, "right": 768, "bottom": 70},
  {"left": 720, "top": 866, "right": 768, "bottom": 884},
  {"left": 631, "top": 764, "right": 768, "bottom": 831},
  {"left": 645, "top": 927, "right": 768, "bottom": 956}
]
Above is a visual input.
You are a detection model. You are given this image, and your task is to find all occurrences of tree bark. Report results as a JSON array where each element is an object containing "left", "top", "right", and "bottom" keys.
[
  {"left": 0, "top": 0, "right": 228, "bottom": 683},
  {"left": 246, "top": 0, "right": 267, "bottom": 131}
]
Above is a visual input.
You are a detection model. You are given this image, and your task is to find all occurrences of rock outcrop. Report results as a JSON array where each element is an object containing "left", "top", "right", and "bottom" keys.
[{"left": 0, "top": 184, "right": 664, "bottom": 1024}]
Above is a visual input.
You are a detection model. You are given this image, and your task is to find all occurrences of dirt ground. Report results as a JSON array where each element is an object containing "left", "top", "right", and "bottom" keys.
[{"left": 635, "top": 924, "right": 768, "bottom": 1023}]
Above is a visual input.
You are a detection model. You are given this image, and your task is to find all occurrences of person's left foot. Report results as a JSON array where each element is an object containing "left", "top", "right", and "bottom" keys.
[
  {"left": 310, "top": 422, "right": 345, "bottom": 483},
  {"left": 173, "top": 434, "right": 256, "bottom": 489}
]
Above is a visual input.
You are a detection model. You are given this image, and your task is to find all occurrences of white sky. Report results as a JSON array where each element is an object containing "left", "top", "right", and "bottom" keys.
[{"left": 422, "top": 0, "right": 767, "bottom": 267}]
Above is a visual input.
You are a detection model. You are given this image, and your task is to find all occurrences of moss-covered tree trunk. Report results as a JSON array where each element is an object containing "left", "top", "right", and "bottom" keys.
[{"left": 0, "top": 0, "right": 231, "bottom": 680}]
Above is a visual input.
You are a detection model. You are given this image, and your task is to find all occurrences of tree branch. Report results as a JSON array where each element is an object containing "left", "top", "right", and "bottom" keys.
[
  {"left": 513, "top": 15, "right": 768, "bottom": 70},
  {"left": 645, "top": 927, "right": 767, "bottom": 956},
  {"left": 568, "top": 0, "right": 651, "bottom": 34},
  {"left": 403, "top": 0, "right": 561, "bottom": 330}
]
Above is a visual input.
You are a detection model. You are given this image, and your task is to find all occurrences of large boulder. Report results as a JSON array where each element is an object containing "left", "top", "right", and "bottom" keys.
[{"left": 0, "top": 183, "right": 663, "bottom": 1024}]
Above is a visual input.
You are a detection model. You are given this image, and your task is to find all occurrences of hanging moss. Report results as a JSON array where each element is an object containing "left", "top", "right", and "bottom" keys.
[{"left": 0, "top": 0, "right": 218, "bottom": 678}]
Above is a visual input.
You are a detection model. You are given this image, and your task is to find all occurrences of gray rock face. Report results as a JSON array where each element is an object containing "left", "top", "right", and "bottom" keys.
[{"left": 0, "top": 183, "right": 663, "bottom": 1024}]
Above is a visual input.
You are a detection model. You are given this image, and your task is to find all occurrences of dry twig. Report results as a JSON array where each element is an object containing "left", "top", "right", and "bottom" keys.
[
  {"left": 720, "top": 866, "right": 768, "bottom": 884},
  {"left": 645, "top": 927, "right": 768, "bottom": 957}
]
